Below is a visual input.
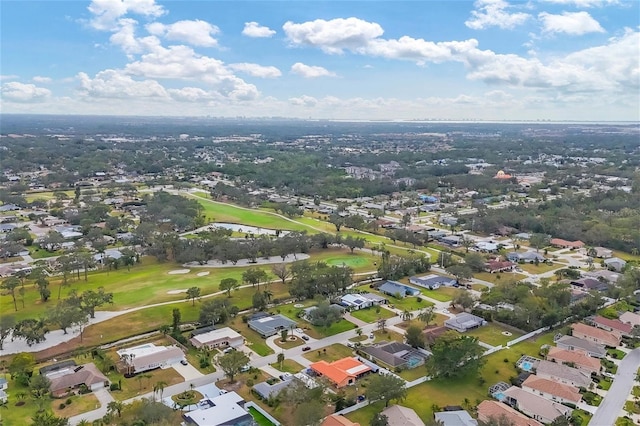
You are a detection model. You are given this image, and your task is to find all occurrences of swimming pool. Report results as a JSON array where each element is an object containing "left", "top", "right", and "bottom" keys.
[
  {"left": 494, "top": 392, "right": 506, "bottom": 401},
  {"left": 521, "top": 361, "right": 533, "bottom": 371}
]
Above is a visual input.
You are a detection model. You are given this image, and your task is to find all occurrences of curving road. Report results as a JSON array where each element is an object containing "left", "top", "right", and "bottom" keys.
[{"left": 589, "top": 348, "right": 640, "bottom": 426}]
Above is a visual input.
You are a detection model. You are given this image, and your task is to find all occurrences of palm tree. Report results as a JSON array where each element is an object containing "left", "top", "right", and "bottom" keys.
[
  {"left": 76, "top": 420, "right": 90, "bottom": 426},
  {"left": 107, "top": 401, "right": 123, "bottom": 418},
  {"left": 417, "top": 307, "right": 435, "bottom": 326},
  {"left": 154, "top": 380, "right": 168, "bottom": 401},
  {"left": 401, "top": 310, "right": 413, "bottom": 321}
]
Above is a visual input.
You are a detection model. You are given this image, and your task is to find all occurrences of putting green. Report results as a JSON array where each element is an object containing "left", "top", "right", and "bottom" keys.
[{"left": 325, "top": 256, "right": 370, "bottom": 268}]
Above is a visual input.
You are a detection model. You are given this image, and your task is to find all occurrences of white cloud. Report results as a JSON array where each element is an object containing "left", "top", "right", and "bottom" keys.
[
  {"left": 283, "top": 17, "right": 384, "bottom": 54},
  {"left": 539, "top": 11, "right": 605, "bottom": 35},
  {"left": 288, "top": 95, "right": 318, "bottom": 107},
  {"left": 242, "top": 22, "right": 276, "bottom": 38},
  {"left": 291, "top": 63, "right": 337, "bottom": 78},
  {"left": 465, "top": 0, "right": 531, "bottom": 30},
  {"left": 167, "top": 87, "right": 217, "bottom": 102},
  {"left": 32, "top": 76, "right": 52, "bottom": 83},
  {"left": 88, "top": 0, "right": 165, "bottom": 31},
  {"left": 1, "top": 82, "right": 51, "bottom": 102},
  {"left": 109, "top": 18, "right": 161, "bottom": 56},
  {"left": 146, "top": 20, "right": 220, "bottom": 47},
  {"left": 77, "top": 70, "right": 168, "bottom": 98},
  {"left": 541, "top": 0, "right": 618, "bottom": 7},
  {"left": 0, "top": 75, "right": 19, "bottom": 81},
  {"left": 228, "top": 63, "right": 282, "bottom": 78}
]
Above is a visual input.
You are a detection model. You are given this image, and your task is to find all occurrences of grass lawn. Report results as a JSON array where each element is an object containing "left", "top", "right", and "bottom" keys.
[
  {"left": 608, "top": 348, "right": 626, "bottom": 360},
  {"left": 474, "top": 272, "right": 528, "bottom": 285},
  {"left": 270, "top": 359, "right": 305, "bottom": 374},
  {"left": 617, "top": 417, "right": 636, "bottom": 426},
  {"left": 273, "top": 336, "right": 304, "bottom": 349},
  {"left": 302, "top": 343, "right": 355, "bottom": 363},
  {"left": 108, "top": 366, "right": 184, "bottom": 400},
  {"left": 422, "top": 287, "right": 457, "bottom": 302},
  {"left": 349, "top": 307, "right": 396, "bottom": 323},
  {"left": 518, "top": 262, "right": 561, "bottom": 274},
  {"left": 612, "top": 250, "right": 640, "bottom": 262},
  {"left": 304, "top": 319, "right": 358, "bottom": 339},
  {"left": 51, "top": 393, "right": 100, "bottom": 418},
  {"left": 248, "top": 406, "right": 277, "bottom": 426},
  {"left": 507, "top": 331, "right": 556, "bottom": 357},
  {"left": 624, "top": 401, "right": 640, "bottom": 415},
  {"left": 395, "top": 314, "right": 449, "bottom": 330},
  {"left": 29, "top": 248, "right": 64, "bottom": 259},
  {"left": 398, "top": 366, "right": 427, "bottom": 382},
  {"left": 371, "top": 329, "right": 405, "bottom": 344},
  {"left": 387, "top": 295, "right": 434, "bottom": 312},
  {"left": 185, "top": 347, "right": 217, "bottom": 374},
  {"left": 229, "top": 318, "right": 274, "bottom": 356},
  {"left": 466, "top": 324, "right": 523, "bottom": 347},
  {"left": 304, "top": 248, "right": 378, "bottom": 274}
]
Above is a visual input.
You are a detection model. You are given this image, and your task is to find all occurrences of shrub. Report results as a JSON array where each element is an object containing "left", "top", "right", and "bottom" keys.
[
  {"left": 503, "top": 358, "right": 509, "bottom": 363},
  {"left": 15, "top": 401, "right": 25, "bottom": 407},
  {"left": 59, "top": 403, "right": 66, "bottom": 409},
  {"left": 65, "top": 398, "right": 72, "bottom": 405},
  {"left": 110, "top": 383, "right": 120, "bottom": 391},
  {"left": 246, "top": 379, "right": 254, "bottom": 387}
]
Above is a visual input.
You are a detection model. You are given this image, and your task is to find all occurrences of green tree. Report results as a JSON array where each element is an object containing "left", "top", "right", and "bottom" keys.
[
  {"left": 30, "top": 374, "right": 51, "bottom": 411},
  {"left": 1, "top": 276, "right": 20, "bottom": 311},
  {"left": 186, "top": 286, "right": 201, "bottom": 306},
  {"left": 271, "top": 263, "right": 291, "bottom": 284},
  {"left": 277, "top": 353, "right": 285, "bottom": 369},
  {"left": 464, "top": 252, "right": 486, "bottom": 272},
  {"left": 365, "top": 373, "right": 407, "bottom": 407},
  {"left": 426, "top": 331, "right": 485, "bottom": 378},
  {"left": 307, "top": 302, "right": 342, "bottom": 327},
  {"left": 242, "top": 268, "right": 268, "bottom": 291},
  {"left": 48, "top": 302, "right": 87, "bottom": 334},
  {"left": 451, "top": 289, "right": 475, "bottom": 311},
  {"left": 220, "top": 277, "right": 240, "bottom": 297},
  {"left": 80, "top": 287, "right": 113, "bottom": 318},
  {"left": 252, "top": 291, "right": 267, "bottom": 311},
  {"left": 0, "top": 315, "right": 15, "bottom": 350},
  {"left": 154, "top": 380, "right": 168, "bottom": 401},
  {"left": 13, "top": 318, "right": 49, "bottom": 346},
  {"left": 446, "top": 264, "right": 474, "bottom": 283},
  {"left": 417, "top": 307, "right": 435, "bottom": 326},
  {"left": 218, "top": 350, "right": 250, "bottom": 383},
  {"left": 405, "top": 325, "right": 425, "bottom": 348},
  {"left": 401, "top": 309, "right": 413, "bottom": 321},
  {"left": 280, "top": 329, "right": 288, "bottom": 342},
  {"left": 172, "top": 308, "right": 181, "bottom": 333},
  {"left": 370, "top": 413, "right": 390, "bottom": 426},
  {"left": 294, "top": 400, "right": 324, "bottom": 426},
  {"left": 530, "top": 233, "right": 549, "bottom": 252},
  {"left": 30, "top": 411, "right": 69, "bottom": 426}
]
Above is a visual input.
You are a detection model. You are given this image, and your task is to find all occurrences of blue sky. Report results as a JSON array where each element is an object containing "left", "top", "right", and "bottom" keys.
[{"left": 1, "top": 0, "right": 638, "bottom": 120}]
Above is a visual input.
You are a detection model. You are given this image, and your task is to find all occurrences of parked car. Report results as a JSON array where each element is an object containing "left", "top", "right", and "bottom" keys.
[
  {"left": 302, "top": 346, "right": 311, "bottom": 351},
  {"left": 240, "top": 365, "right": 251, "bottom": 372},
  {"left": 279, "top": 373, "right": 293, "bottom": 381},
  {"left": 357, "top": 395, "right": 366, "bottom": 402},
  {"left": 180, "top": 359, "right": 188, "bottom": 366},
  {"left": 301, "top": 335, "right": 310, "bottom": 341},
  {"left": 346, "top": 342, "right": 355, "bottom": 348},
  {"left": 369, "top": 333, "right": 374, "bottom": 339}
]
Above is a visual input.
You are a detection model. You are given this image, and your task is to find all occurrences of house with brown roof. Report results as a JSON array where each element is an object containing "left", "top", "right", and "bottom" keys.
[
  {"left": 484, "top": 260, "right": 515, "bottom": 273},
  {"left": 620, "top": 312, "right": 640, "bottom": 328},
  {"left": 550, "top": 239, "right": 585, "bottom": 249},
  {"left": 309, "top": 357, "right": 371, "bottom": 388},
  {"left": 381, "top": 405, "right": 425, "bottom": 426},
  {"left": 321, "top": 415, "right": 360, "bottom": 426},
  {"left": 588, "top": 316, "right": 632, "bottom": 337},
  {"left": 547, "top": 347, "right": 601, "bottom": 375},
  {"left": 423, "top": 326, "right": 448, "bottom": 346},
  {"left": 522, "top": 375, "right": 582, "bottom": 405},
  {"left": 47, "top": 363, "right": 109, "bottom": 397},
  {"left": 571, "top": 322, "right": 621, "bottom": 347},
  {"left": 536, "top": 360, "right": 592, "bottom": 388},
  {"left": 503, "top": 386, "right": 572, "bottom": 424},
  {"left": 477, "top": 400, "right": 542, "bottom": 426}
]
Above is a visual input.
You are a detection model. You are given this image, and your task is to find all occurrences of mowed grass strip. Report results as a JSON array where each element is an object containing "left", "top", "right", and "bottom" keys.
[{"left": 302, "top": 343, "right": 355, "bottom": 363}]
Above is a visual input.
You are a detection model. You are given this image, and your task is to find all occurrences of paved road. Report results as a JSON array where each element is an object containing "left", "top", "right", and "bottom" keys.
[{"left": 589, "top": 348, "right": 640, "bottom": 426}]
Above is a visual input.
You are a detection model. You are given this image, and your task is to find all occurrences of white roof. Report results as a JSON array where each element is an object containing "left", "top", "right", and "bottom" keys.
[
  {"left": 191, "top": 327, "right": 242, "bottom": 345},
  {"left": 346, "top": 365, "right": 371, "bottom": 375},
  {"left": 183, "top": 391, "right": 248, "bottom": 426}
]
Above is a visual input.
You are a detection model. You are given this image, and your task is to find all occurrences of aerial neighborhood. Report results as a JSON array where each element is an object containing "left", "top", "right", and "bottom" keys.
[{"left": 0, "top": 117, "right": 639, "bottom": 426}]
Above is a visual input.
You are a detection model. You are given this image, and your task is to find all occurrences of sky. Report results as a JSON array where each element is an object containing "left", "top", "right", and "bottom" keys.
[{"left": 1, "top": 0, "right": 639, "bottom": 121}]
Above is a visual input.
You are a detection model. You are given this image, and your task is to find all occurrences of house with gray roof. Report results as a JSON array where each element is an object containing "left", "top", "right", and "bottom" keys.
[
  {"left": 445, "top": 313, "right": 486, "bottom": 333},
  {"left": 555, "top": 335, "right": 607, "bottom": 358},
  {"left": 248, "top": 314, "right": 297, "bottom": 338},
  {"left": 503, "top": 386, "right": 572, "bottom": 424},
  {"left": 604, "top": 257, "right": 626, "bottom": 272},
  {"left": 359, "top": 341, "right": 427, "bottom": 369},
  {"left": 506, "top": 251, "right": 546, "bottom": 263},
  {"left": 378, "top": 281, "right": 420, "bottom": 298},
  {"left": 409, "top": 274, "right": 456, "bottom": 290},
  {"left": 253, "top": 376, "right": 295, "bottom": 400},
  {"left": 434, "top": 410, "right": 477, "bottom": 426},
  {"left": 535, "top": 360, "right": 592, "bottom": 388}
]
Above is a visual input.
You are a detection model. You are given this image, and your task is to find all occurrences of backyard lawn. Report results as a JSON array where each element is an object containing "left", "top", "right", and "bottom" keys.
[
  {"left": 349, "top": 307, "right": 396, "bottom": 323},
  {"left": 107, "top": 365, "right": 184, "bottom": 400},
  {"left": 466, "top": 324, "right": 523, "bottom": 347},
  {"left": 229, "top": 318, "right": 274, "bottom": 356}
]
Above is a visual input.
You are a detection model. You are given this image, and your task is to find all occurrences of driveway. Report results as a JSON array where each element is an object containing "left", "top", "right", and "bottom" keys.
[
  {"left": 172, "top": 362, "right": 204, "bottom": 381},
  {"left": 589, "top": 347, "right": 640, "bottom": 426}
]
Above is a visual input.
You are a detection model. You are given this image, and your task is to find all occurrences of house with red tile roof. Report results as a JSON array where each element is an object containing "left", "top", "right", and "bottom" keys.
[
  {"left": 589, "top": 315, "right": 633, "bottom": 337},
  {"left": 547, "top": 347, "right": 601, "bottom": 375},
  {"left": 322, "top": 415, "right": 360, "bottom": 426},
  {"left": 522, "top": 375, "right": 582, "bottom": 405},
  {"left": 571, "top": 322, "right": 621, "bottom": 347},
  {"left": 550, "top": 239, "right": 585, "bottom": 249},
  {"left": 477, "top": 400, "right": 542, "bottom": 426},
  {"left": 310, "top": 357, "right": 371, "bottom": 388},
  {"left": 484, "top": 260, "right": 515, "bottom": 273}
]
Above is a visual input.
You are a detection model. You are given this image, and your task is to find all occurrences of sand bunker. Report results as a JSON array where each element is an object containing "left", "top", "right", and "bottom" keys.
[
  {"left": 197, "top": 271, "right": 210, "bottom": 277},
  {"left": 167, "top": 289, "right": 187, "bottom": 294},
  {"left": 168, "top": 269, "right": 190, "bottom": 275}
]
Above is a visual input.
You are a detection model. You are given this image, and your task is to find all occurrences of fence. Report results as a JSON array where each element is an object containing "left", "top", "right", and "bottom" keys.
[{"left": 506, "top": 326, "right": 551, "bottom": 347}]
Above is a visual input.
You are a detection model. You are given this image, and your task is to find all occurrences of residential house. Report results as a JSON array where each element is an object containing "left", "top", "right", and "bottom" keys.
[
  {"left": 585, "top": 269, "right": 621, "bottom": 284},
  {"left": 380, "top": 405, "right": 425, "bottom": 426},
  {"left": 189, "top": 327, "right": 244, "bottom": 350},
  {"left": 620, "top": 312, "right": 640, "bottom": 328},
  {"left": 570, "top": 277, "right": 610, "bottom": 292},
  {"left": 592, "top": 247, "right": 613, "bottom": 258},
  {"left": 550, "top": 239, "right": 585, "bottom": 249},
  {"left": 546, "top": 347, "right": 601, "bottom": 375},
  {"left": 253, "top": 376, "right": 295, "bottom": 400},
  {"left": 377, "top": 281, "right": 421, "bottom": 298},
  {"left": 359, "top": 341, "right": 427, "bottom": 370},
  {"left": 182, "top": 391, "right": 254, "bottom": 426},
  {"left": 116, "top": 344, "right": 185, "bottom": 374},
  {"left": 477, "top": 400, "right": 543, "bottom": 426},
  {"left": 340, "top": 293, "right": 387, "bottom": 310},
  {"left": 309, "top": 357, "right": 371, "bottom": 388},
  {"left": 535, "top": 360, "right": 592, "bottom": 389},
  {"left": 322, "top": 415, "right": 360, "bottom": 426},
  {"left": 555, "top": 335, "right": 607, "bottom": 358},
  {"left": 423, "top": 326, "right": 449, "bottom": 346},
  {"left": 484, "top": 260, "right": 515, "bottom": 273},
  {"left": 604, "top": 257, "right": 627, "bottom": 272},
  {"left": 506, "top": 251, "right": 546, "bottom": 263},
  {"left": 440, "top": 235, "right": 461, "bottom": 246},
  {"left": 522, "top": 375, "right": 581, "bottom": 405},
  {"left": 571, "top": 322, "right": 621, "bottom": 347},
  {"left": 503, "top": 386, "right": 572, "bottom": 424},
  {"left": 475, "top": 242, "right": 498, "bottom": 252},
  {"left": 588, "top": 316, "right": 632, "bottom": 338},
  {"left": 409, "top": 274, "right": 456, "bottom": 290},
  {"left": 0, "top": 204, "right": 20, "bottom": 212},
  {"left": 433, "top": 410, "right": 477, "bottom": 426},
  {"left": 46, "top": 363, "right": 109, "bottom": 397},
  {"left": 444, "top": 313, "right": 486, "bottom": 333},
  {"left": 247, "top": 313, "right": 297, "bottom": 338}
]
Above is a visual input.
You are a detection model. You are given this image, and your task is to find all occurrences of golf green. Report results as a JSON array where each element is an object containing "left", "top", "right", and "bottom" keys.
[{"left": 325, "top": 256, "right": 369, "bottom": 268}]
